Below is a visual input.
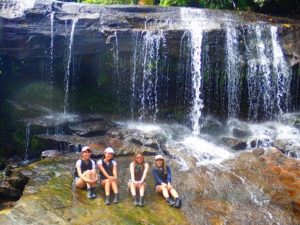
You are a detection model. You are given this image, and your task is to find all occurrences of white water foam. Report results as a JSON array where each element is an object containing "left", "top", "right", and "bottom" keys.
[
  {"left": 123, "top": 121, "right": 233, "bottom": 168},
  {"left": 179, "top": 136, "right": 233, "bottom": 166}
]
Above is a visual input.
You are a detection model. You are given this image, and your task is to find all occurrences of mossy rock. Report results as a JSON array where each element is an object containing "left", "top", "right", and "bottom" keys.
[{"left": 0, "top": 155, "right": 189, "bottom": 225}]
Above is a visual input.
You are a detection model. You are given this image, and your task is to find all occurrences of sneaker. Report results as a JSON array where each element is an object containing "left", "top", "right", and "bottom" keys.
[
  {"left": 91, "top": 187, "right": 97, "bottom": 199},
  {"left": 166, "top": 197, "right": 175, "bottom": 206},
  {"left": 113, "top": 193, "right": 119, "bottom": 204},
  {"left": 174, "top": 198, "right": 182, "bottom": 208},
  {"left": 87, "top": 188, "right": 93, "bottom": 199},
  {"left": 138, "top": 196, "right": 144, "bottom": 207},
  {"left": 133, "top": 196, "right": 138, "bottom": 206},
  {"left": 105, "top": 195, "right": 111, "bottom": 205}
]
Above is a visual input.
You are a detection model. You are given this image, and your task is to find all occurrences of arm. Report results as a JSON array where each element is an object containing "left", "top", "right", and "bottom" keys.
[
  {"left": 166, "top": 166, "right": 172, "bottom": 184},
  {"left": 91, "top": 161, "right": 98, "bottom": 182},
  {"left": 152, "top": 168, "right": 164, "bottom": 185},
  {"left": 98, "top": 161, "right": 111, "bottom": 179},
  {"left": 140, "top": 163, "right": 149, "bottom": 183},
  {"left": 112, "top": 163, "right": 117, "bottom": 179},
  {"left": 76, "top": 165, "right": 92, "bottom": 183},
  {"left": 130, "top": 162, "right": 135, "bottom": 182}
]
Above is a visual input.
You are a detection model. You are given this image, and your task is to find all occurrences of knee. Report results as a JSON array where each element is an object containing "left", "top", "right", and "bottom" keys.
[{"left": 86, "top": 170, "right": 92, "bottom": 176}]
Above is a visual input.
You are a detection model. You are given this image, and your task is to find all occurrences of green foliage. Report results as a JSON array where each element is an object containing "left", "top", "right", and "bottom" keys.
[
  {"left": 12, "top": 130, "right": 25, "bottom": 150},
  {"left": 16, "top": 82, "right": 63, "bottom": 110},
  {"left": 30, "top": 137, "right": 46, "bottom": 154},
  {"left": 75, "top": 86, "right": 120, "bottom": 113},
  {"left": 160, "top": 0, "right": 189, "bottom": 6},
  {"left": 83, "top": 0, "right": 131, "bottom": 5}
]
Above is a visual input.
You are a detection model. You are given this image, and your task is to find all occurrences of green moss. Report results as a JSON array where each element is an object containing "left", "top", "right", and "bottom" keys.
[{"left": 7, "top": 157, "right": 189, "bottom": 225}]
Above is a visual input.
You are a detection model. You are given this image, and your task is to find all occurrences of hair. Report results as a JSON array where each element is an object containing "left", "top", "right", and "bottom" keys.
[
  {"left": 80, "top": 149, "right": 91, "bottom": 160},
  {"left": 102, "top": 147, "right": 113, "bottom": 161},
  {"left": 133, "top": 152, "right": 145, "bottom": 170},
  {"left": 155, "top": 157, "right": 167, "bottom": 175}
]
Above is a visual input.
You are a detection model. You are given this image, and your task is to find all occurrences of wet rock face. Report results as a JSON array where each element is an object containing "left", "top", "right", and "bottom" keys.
[
  {"left": 0, "top": 1, "right": 299, "bottom": 67},
  {"left": 0, "top": 170, "right": 29, "bottom": 207},
  {"left": 222, "top": 137, "right": 247, "bottom": 150},
  {"left": 171, "top": 148, "right": 300, "bottom": 225},
  {"left": 273, "top": 139, "right": 300, "bottom": 157}
]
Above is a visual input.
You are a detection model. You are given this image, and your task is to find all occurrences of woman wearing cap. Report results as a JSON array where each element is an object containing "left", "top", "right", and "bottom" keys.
[
  {"left": 74, "top": 146, "right": 98, "bottom": 199},
  {"left": 97, "top": 147, "right": 119, "bottom": 205},
  {"left": 128, "top": 152, "right": 149, "bottom": 206},
  {"left": 152, "top": 154, "right": 182, "bottom": 208}
]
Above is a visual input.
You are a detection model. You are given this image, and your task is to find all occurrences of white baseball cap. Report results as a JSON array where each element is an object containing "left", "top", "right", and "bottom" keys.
[
  {"left": 81, "top": 146, "right": 91, "bottom": 152},
  {"left": 104, "top": 147, "right": 114, "bottom": 154},
  {"left": 155, "top": 154, "right": 164, "bottom": 160}
]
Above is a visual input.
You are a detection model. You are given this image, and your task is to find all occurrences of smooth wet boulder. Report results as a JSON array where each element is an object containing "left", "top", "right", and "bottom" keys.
[
  {"left": 250, "top": 138, "right": 272, "bottom": 148},
  {"left": 232, "top": 128, "right": 251, "bottom": 138},
  {"left": 273, "top": 139, "right": 300, "bottom": 157},
  {"left": 41, "top": 150, "right": 63, "bottom": 158},
  {"left": 68, "top": 115, "right": 115, "bottom": 137},
  {"left": 109, "top": 128, "right": 167, "bottom": 150},
  {"left": 222, "top": 137, "right": 247, "bottom": 150}
]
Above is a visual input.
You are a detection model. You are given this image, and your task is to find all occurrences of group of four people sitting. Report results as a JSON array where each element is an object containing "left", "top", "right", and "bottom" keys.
[{"left": 74, "top": 146, "right": 182, "bottom": 208}]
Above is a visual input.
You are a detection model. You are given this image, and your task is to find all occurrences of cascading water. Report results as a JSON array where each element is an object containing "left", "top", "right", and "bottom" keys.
[
  {"left": 180, "top": 8, "right": 206, "bottom": 135},
  {"left": 189, "top": 25, "right": 204, "bottom": 136},
  {"left": 255, "top": 25, "right": 273, "bottom": 118},
  {"left": 244, "top": 24, "right": 291, "bottom": 120},
  {"left": 138, "top": 30, "right": 164, "bottom": 122},
  {"left": 24, "top": 123, "right": 31, "bottom": 160},
  {"left": 271, "top": 26, "right": 291, "bottom": 115},
  {"left": 226, "top": 25, "right": 240, "bottom": 118},
  {"left": 64, "top": 18, "right": 78, "bottom": 114},
  {"left": 50, "top": 12, "right": 55, "bottom": 90},
  {"left": 130, "top": 32, "right": 139, "bottom": 119}
]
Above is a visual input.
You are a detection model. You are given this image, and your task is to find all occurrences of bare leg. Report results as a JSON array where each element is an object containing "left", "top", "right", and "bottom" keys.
[
  {"left": 83, "top": 170, "right": 92, "bottom": 189},
  {"left": 101, "top": 179, "right": 111, "bottom": 196},
  {"left": 139, "top": 183, "right": 145, "bottom": 197},
  {"left": 91, "top": 170, "right": 97, "bottom": 188},
  {"left": 111, "top": 180, "right": 118, "bottom": 194},
  {"left": 156, "top": 185, "right": 169, "bottom": 199},
  {"left": 169, "top": 188, "right": 179, "bottom": 199},
  {"left": 130, "top": 183, "right": 136, "bottom": 196}
]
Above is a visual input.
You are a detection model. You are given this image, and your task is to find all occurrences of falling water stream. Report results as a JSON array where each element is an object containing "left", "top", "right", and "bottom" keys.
[
  {"left": 24, "top": 123, "right": 31, "bottom": 160},
  {"left": 64, "top": 18, "right": 78, "bottom": 114}
]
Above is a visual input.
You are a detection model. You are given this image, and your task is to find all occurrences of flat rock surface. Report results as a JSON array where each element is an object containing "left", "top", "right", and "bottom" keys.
[{"left": 0, "top": 155, "right": 188, "bottom": 225}]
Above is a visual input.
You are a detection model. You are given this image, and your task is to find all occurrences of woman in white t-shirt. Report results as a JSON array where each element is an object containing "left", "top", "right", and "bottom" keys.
[
  {"left": 97, "top": 147, "right": 119, "bottom": 205},
  {"left": 74, "top": 146, "right": 98, "bottom": 199},
  {"left": 128, "top": 152, "right": 149, "bottom": 206}
]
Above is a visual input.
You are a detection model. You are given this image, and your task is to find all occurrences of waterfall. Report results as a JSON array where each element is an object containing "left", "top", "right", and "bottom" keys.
[
  {"left": 138, "top": 30, "right": 164, "bottom": 122},
  {"left": 180, "top": 8, "right": 205, "bottom": 135},
  {"left": 131, "top": 32, "right": 140, "bottom": 119},
  {"left": 64, "top": 18, "right": 78, "bottom": 114},
  {"left": 189, "top": 25, "right": 204, "bottom": 136},
  {"left": 245, "top": 24, "right": 291, "bottom": 120},
  {"left": 24, "top": 123, "right": 31, "bottom": 160},
  {"left": 50, "top": 12, "right": 55, "bottom": 90},
  {"left": 256, "top": 25, "right": 273, "bottom": 118},
  {"left": 226, "top": 25, "right": 240, "bottom": 118},
  {"left": 271, "top": 26, "right": 291, "bottom": 115},
  {"left": 0, "top": 0, "right": 36, "bottom": 18}
]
